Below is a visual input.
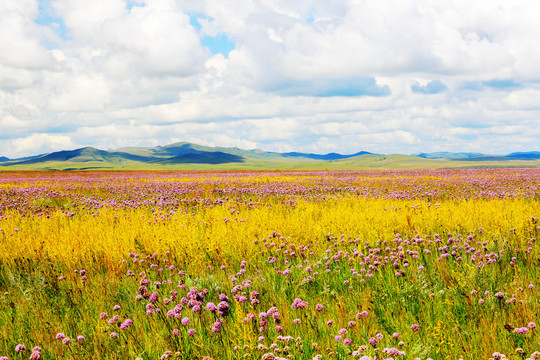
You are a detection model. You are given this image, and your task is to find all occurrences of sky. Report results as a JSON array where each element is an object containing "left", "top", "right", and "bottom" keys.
[{"left": 1, "top": 0, "right": 540, "bottom": 158}]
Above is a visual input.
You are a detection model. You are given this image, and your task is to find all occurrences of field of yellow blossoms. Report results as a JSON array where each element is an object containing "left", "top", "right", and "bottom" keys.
[{"left": 1, "top": 169, "right": 539, "bottom": 360}]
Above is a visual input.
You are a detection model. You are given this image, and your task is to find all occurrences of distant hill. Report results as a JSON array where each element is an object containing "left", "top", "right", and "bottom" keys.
[
  {"left": 283, "top": 151, "right": 374, "bottom": 160},
  {"left": 413, "top": 152, "right": 485, "bottom": 159},
  {"left": 1, "top": 142, "right": 540, "bottom": 170},
  {"left": 506, "top": 151, "right": 540, "bottom": 160}
]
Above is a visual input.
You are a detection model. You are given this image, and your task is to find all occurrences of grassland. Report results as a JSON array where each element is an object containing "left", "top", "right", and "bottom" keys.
[{"left": 0, "top": 170, "right": 539, "bottom": 359}]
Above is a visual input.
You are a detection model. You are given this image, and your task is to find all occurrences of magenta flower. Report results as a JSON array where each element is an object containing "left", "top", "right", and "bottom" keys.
[
  {"left": 410, "top": 324, "right": 420, "bottom": 331},
  {"left": 290, "top": 298, "right": 308, "bottom": 309},
  {"left": 149, "top": 292, "right": 159, "bottom": 303},
  {"left": 187, "top": 328, "right": 196, "bottom": 336},
  {"left": 55, "top": 333, "right": 65, "bottom": 340},
  {"left": 181, "top": 317, "right": 190, "bottom": 326},
  {"left": 356, "top": 311, "right": 369, "bottom": 318},
  {"left": 77, "top": 335, "right": 84, "bottom": 342},
  {"left": 316, "top": 304, "right": 324, "bottom": 311},
  {"left": 343, "top": 338, "right": 352, "bottom": 346},
  {"left": 15, "top": 344, "right": 25, "bottom": 353},
  {"left": 62, "top": 337, "right": 71, "bottom": 345},
  {"left": 528, "top": 322, "right": 536, "bottom": 329},
  {"left": 110, "top": 332, "right": 118, "bottom": 339}
]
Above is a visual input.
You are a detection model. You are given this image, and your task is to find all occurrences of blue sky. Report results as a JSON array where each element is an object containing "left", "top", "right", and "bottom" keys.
[{"left": 1, "top": 0, "right": 540, "bottom": 157}]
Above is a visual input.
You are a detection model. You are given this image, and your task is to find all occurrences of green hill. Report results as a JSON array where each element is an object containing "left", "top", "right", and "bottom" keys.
[{"left": 1, "top": 142, "right": 540, "bottom": 170}]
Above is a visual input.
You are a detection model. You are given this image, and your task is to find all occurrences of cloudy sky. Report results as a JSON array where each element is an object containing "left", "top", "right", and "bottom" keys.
[{"left": 1, "top": 0, "right": 540, "bottom": 158}]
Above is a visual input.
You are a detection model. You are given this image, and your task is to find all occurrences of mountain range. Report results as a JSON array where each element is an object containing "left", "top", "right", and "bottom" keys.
[{"left": 1, "top": 142, "right": 540, "bottom": 170}]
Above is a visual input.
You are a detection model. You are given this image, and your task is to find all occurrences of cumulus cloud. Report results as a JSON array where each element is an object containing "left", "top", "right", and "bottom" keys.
[
  {"left": 1, "top": 0, "right": 540, "bottom": 157},
  {"left": 411, "top": 80, "right": 448, "bottom": 94},
  {"left": 7, "top": 133, "right": 75, "bottom": 158}
]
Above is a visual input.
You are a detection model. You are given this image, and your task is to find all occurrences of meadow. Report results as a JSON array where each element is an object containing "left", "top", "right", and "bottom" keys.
[{"left": 0, "top": 169, "right": 539, "bottom": 360}]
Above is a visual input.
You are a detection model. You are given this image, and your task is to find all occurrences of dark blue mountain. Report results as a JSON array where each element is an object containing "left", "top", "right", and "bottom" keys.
[{"left": 283, "top": 151, "right": 374, "bottom": 160}]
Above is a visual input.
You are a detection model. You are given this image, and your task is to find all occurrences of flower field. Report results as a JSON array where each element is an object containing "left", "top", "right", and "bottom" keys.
[{"left": 0, "top": 169, "right": 539, "bottom": 360}]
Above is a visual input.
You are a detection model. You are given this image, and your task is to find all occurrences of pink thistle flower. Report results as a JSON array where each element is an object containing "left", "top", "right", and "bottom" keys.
[
  {"left": 77, "top": 335, "right": 84, "bottom": 342},
  {"left": 410, "top": 324, "right": 420, "bottom": 332},
  {"left": 149, "top": 292, "right": 159, "bottom": 303},
  {"left": 110, "top": 332, "right": 118, "bottom": 339},
  {"left": 315, "top": 304, "right": 324, "bottom": 311},
  {"left": 55, "top": 333, "right": 65, "bottom": 340},
  {"left": 356, "top": 311, "right": 369, "bottom": 318},
  {"left": 15, "top": 344, "right": 26, "bottom": 353},
  {"left": 343, "top": 338, "right": 352, "bottom": 346},
  {"left": 113, "top": 305, "right": 121, "bottom": 311},
  {"left": 62, "top": 338, "right": 71, "bottom": 345},
  {"left": 528, "top": 322, "right": 536, "bottom": 329},
  {"left": 187, "top": 328, "right": 196, "bottom": 336},
  {"left": 181, "top": 317, "right": 190, "bottom": 326}
]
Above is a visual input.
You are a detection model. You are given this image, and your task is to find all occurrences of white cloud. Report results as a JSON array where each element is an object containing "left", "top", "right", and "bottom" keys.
[
  {"left": 1, "top": 0, "right": 540, "bottom": 158},
  {"left": 0, "top": 0, "right": 56, "bottom": 70},
  {"left": 6, "top": 133, "right": 75, "bottom": 158}
]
